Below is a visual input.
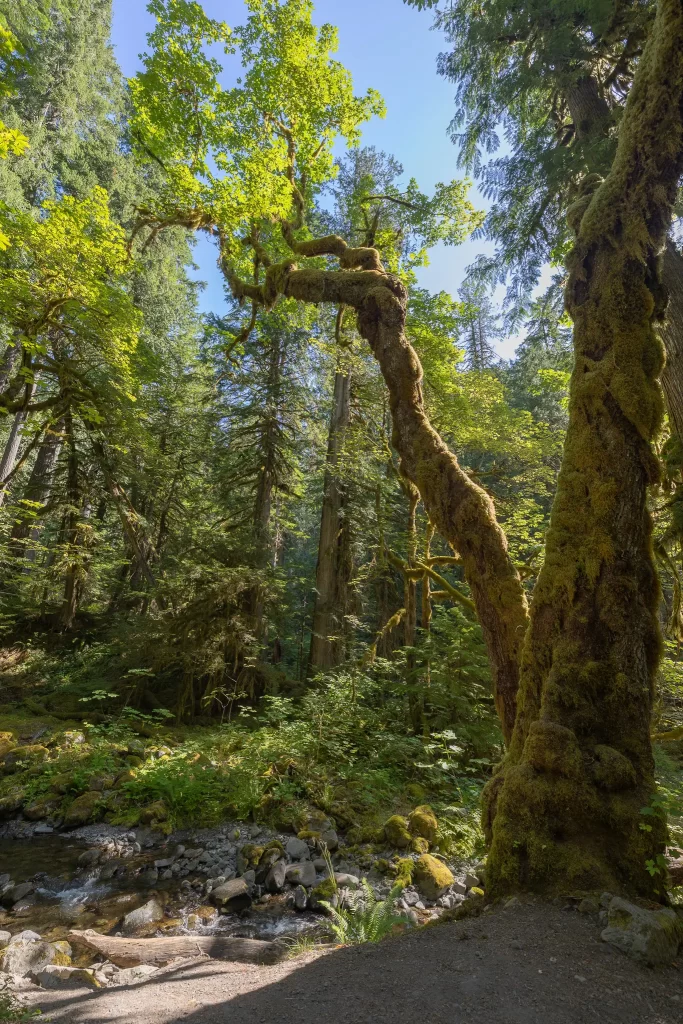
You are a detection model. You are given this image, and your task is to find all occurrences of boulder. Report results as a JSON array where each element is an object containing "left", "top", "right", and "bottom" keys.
[
  {"left": 334, "top": 873, "right": 360, "bottom": 888},
  {"left": 139, "top": 800, "right": 168, "bottom": 824},
  {"left": 320, "top": 829, "right": 339, "bottom": 852},
  {"left": 9, "top": 931, "right": 41, "bottom": 944},
  {"left": 265, "top": 860, "right": 287, "bottom": 893},
  {"left": 1, "top": 940, "right": 60, "bottom": 978},
  {"left": 293, "top": 885, "right": 308, "bottom": 911},
  {"left": 88, "top": 774, "right": 116, "bottom": 792},
  {"left": 0, "top": 789, "right": 25, "bottom": 817},
  {"left": 2, "top": 882, "right": 34, "bottom": 908},
  {"left": 383, "top": 815, "right": 411, "bottom": 849},
  {"left": 285, "top": 862, "right": 316, "bottom": 888},
  {"left": 32, "top": 965, "right": 100, "bottom": 990},
  {"left": 0, "top": 734, "right": 16, "bottom": 759},
  {"left": 210, "top": 878, "right": 251, "bottom": 911},
  {"left": 408, "top": 805, "right": 438, "bottom": 844},
  {"left": 601, "top": 897, "right": 683, "bottom": 966},
  {"left": 23, "top": 796, "right": 61, "bottom": 821},
  {"left": 122, "top": 899, "right": 164, "bottom": 937},
  {"left": 63, "top": 791, "right": 102, "bottom": 827},
  {"left": 285, "top": 837, "right": 310, "bottom": 862},
  {"left": 2, "top": 744, "right": 49, "bottom": 773},
  {"left": 414, "top": 855, "right": 454, "bottom": 900},
  {"left": 78, "top": 849, "right": 102, "bottom": 869},
  {"left": 0, "top": 931, "right": 10, "bottom": 949}
]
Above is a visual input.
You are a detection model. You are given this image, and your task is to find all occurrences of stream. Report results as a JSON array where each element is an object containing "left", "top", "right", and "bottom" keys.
[{"left": 0, "top": 826, "right": 329, "bottom": 946}]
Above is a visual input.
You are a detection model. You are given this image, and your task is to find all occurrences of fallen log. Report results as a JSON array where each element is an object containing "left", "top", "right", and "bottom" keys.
[{"left": 67, "top": 930, "right": 284, "bottom": 968}]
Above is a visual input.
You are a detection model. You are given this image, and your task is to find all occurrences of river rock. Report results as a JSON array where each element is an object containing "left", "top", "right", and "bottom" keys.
[
  {"left": 601, "top": 897, "right": 683, "bottom": 966},
  {"left": 122, "top": 899, "right": 164, "bottom": 937},
  {"left": 1, "top": 940, "right": 60, "bottom": 978},
  {"left": 0, "top": 932, "right": 10, "bottom": 949},
  {"left": 320, "top": 829, "right": 339, "bottom": 851},
  {"left": 334, "top": 873, "right": 360, "bottom": 889},
  {"left": 33, "top": 965, "right": 100, "bottom": 990},
  {"left": 265, "top": 861, "right": 287, "bottom": 893},
  {"left": 210, "top": 878, "right": 251, "bottom": 910},
  {"left": 464, "top": 871, "right": 480, "bottom": 890},
  {"left": 2, "top": 745, "right": 49, "bottom": 773},
  {"left": 285, "top": 838, "right": 311, "bottom": 862},
  {"left": 293, "top": 885, "right": 308, "bottom": 910},
  {"left": 2, "top": 882, "right": 34, "bottom": 908},
  {"left": 414, "top": 855, "right": 454, "bottom": 901},
  {"left": 9, "top": 931, "right": 41, "bottom": 944},
  {"left": 285, "top": 862, "right": 316, "bottom": 888},
  {"left": 78, "top": 849, "right": 102, "bottom": 868}
]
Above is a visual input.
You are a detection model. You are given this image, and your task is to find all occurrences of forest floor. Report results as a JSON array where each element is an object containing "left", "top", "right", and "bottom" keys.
[{"left": 20, "top": 900, "right": 683, "bottom": 1024}]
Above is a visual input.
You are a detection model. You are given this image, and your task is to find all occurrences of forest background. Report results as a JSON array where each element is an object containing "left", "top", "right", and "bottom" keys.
[{"left": 0, "top": 0, "right": 680, "bottom": 875}]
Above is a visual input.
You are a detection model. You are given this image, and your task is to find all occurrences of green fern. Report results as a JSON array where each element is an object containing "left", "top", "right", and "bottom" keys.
[{"left": 321, "top": 879, "right": 408, "bottom": 944}]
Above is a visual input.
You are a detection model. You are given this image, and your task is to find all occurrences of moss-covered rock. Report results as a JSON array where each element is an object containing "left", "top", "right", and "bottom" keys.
[
  {"left": 237, "top": 843, "right": 264, "bottom": 874},
  {"left": 139, "top": 800, "right": 168, "bottom": 824},
  {"left": 383, "top": 815, "right": 411, "bottom": 848},
  {"left": 0, "top": 788, "right": 25, "bottom": 817},
  {"left": 63, "top": 791, "right": 103, "bottom": 827},
  {"left": 414, "top": 854, "right": 454, "bottom": 900},
  {"left": 310, "top": 876, "right": 338, "bottom": 909},
  {"left": 405, "top": 782, "right": 427, "bottom": 803},
  {"left": 0, "top": 732, "right": 16, "bottom": 759},
  {"left": 88, "top": 774, "right": 116, "bottom": 792},
  {"left": 24, "top": 796, "right": 62, "bottom": 821},
  {"left": 393, "top": 857, "right": 415, "bottom": 888},
  {"left": 49, "top": 772, "right": 80, "bottom": 795},
  {"left": 408, "top": 805, "right": 438, "bottom": 844},
  {"left": 411, "top": 836, "right": 430, "bottom": 855},
  {"left": 2, "top": 744, "right": 49, "bottom": 773}
]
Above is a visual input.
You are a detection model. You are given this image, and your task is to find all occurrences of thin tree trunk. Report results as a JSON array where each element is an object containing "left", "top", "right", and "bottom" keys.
[
  {"left": 404, "top": 483, "right": 422, "bottom": 733},
  {"left": 0, "top": 383, "right": 36, "bottom": 507},
  {"left": 486, "top": 0, "right": 683, "bottom": 899},
  {"left": 659, "top": 240, "right": 683, "bottom": 439},
  {"left": 309, "top": 369, "right": 352, "bottom": 672}
]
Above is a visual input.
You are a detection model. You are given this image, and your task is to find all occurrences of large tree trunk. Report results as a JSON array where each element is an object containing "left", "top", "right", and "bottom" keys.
[
  {"left": 485, "top": 0, "right": 683, "bottom": 899},
  {"left": 309, "top": 369, "right": 352, "bottom": 672},
  {"left": 10, "top": 418, "right": 65, "bottom": 562}
]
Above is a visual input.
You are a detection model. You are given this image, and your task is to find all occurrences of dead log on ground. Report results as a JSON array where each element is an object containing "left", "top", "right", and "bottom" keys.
[{"left": 67, "top": 930, "right": 284, "bottom": 968}]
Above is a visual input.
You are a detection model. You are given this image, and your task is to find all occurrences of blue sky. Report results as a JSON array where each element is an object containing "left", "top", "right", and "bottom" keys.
[{"left": 110, "top": 0, "right": 521, "bottom": 357}]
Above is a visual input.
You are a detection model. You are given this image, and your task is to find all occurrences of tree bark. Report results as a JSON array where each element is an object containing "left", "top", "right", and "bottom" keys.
[
  {"left": 485, "top": 0, "right": 683, "bottom": 899},
  {"left": 67, "top": 931, "right": 283, "bottom": 968},
  {"left": 309, "top": 369, "right": 352, "bottom": 672},
  {"left": 10, "top": 418, "right": 65, "bottom": 562},
  {"left": 0, "top": 383, "right": 36, "bottom": 507},
  {"left": 659, "top": 240, "right": 683, "bottom": 439}
]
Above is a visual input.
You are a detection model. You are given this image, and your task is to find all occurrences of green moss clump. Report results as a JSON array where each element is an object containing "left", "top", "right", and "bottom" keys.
[
  {"left": 405, "top": 783, "right": 427, "bottom": 803},
  {"left": 393, "top": 857, "right": 415, "bottom": 888},
  {"left": 591, "top": 745, "right": 638, "bottom": 791},
  {"left": 139, "top": 799, "right": 168, "bottom": 824},
  {"left": 297, "top": 829, "right": 321, "bottom": 843},
  {"left": 411, "top": 836, "right": 430, "bottom": 855},
  {"left": 63, "top": 790, "right": 103, "bottom": 827},
  {"left": 408, "top": 805, "right": 438, "bottom": 844},
  {"left": 383, "top": 815, "right": 411, "bottom": 848},
  {"left": 414, "top": 854, "right": 454, "bottom": 900}
]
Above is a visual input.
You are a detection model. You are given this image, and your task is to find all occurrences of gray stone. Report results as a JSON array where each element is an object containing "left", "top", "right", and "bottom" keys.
[
  {"left": 0, "top": 932, "right": 10, "bottom": 949},
  {"left": 285, "top": 862, "right": 317, "bottom": 888},
  {"left": 211, "top": 878, "right": 251, "bottom": 910},
  {"left": 122, "top": 899, "right": 164, "bottom": 937},
  {"left": 601, "top": 897, "right": 683, "bottom": 966},
  {"left": 293, "top": 885, "right": 308, "bottom": 911},
  {"left": 9, "top": 931, "right": 41, "bottom": 944},
  {"left": 2, "top": 882, "right": 34, "bottom": 907},
  {"left": 183, "top": 848, "right": 204, "bottom": 860},
  {"left": 402, "top": 890, "right": 420, "bottom": 907},
  {"left": 451, "top": 880, "right": 467, "bottom": 896},
  {"left": 334, "top": 873, "right": 360, "bottom": 888},
  {"left": 161, "top": 869, "right": 173, "bottom": 880},
  {"left": 154, "top": 858, "right": 173, "bottom": 869},
  {"left": 33, "top": 966, "right": 100, "bottom": 990},
  {"left": 265, "top": 860, "right": 287, "bottom": 893},
  {"left": 78, "top": 849, "right": 101, "bottom": 868},
  {"left": 285, "top": 838, "right": 311, "bottom": 862},
  {"left": 464, "top": 872, "right": 480, "bottom": 890},
  {"left": 312, "top": 858, "right": 327, "bottom": 872},
  {"left": 34, "top": 824, "right": 54, "bottom": 834},
  {"left": 1, "top": 941, "right": 59, "bottom": 978},
  {"left": 320, "top": 829, "right": 339, "bottom": 851},
  {"left": 242, "top": 869, "right": 256, "bottom": 886},
  {"left": 0, "top": 875, "right": 10, "bottom": 888},
  {"left": 138, "top": 868, "right": 159, "bottom": 886}
]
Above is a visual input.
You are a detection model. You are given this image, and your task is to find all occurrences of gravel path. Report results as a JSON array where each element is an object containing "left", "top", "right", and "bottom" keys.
[{"left": 22, "top": 901, "right": 683, "bottom": 1024}]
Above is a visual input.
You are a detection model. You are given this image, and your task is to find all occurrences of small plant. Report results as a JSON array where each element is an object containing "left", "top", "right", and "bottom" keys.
[
  {"left": 0, "top": 993, "right": 40, "bottom": 1022},
  {"left": 321, "top": 880, "right": 408, "bottom": 945},
  {"left": 283, "top": 934, "right": 321, "bottom": 959}
]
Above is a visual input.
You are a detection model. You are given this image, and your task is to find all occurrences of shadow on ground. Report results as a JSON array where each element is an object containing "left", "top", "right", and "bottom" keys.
[{"left": 24, "top": 902, "right": 683, "bottom": 1024}]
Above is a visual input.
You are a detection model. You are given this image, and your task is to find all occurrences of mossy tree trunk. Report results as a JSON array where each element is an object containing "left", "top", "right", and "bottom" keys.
[{"left": 485, "top": 0, "right": 683, "bottom": 899}]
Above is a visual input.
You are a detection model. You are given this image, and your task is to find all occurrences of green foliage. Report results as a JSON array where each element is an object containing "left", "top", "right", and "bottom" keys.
[{"left": 321, "top": 879, "right": 407, "bottom": 944}]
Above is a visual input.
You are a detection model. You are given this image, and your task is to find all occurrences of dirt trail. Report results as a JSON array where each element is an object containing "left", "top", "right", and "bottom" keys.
[{"left": 22, "top": 901, "right": 683, "bottom": 1024}]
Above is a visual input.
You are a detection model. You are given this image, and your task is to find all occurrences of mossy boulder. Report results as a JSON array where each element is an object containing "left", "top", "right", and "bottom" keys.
[
  {"left": 405, "top": 782, "right": 427, "bottom": 803},
  {"left": 50, "top": 772, "right": 80, "bottom": 795},
  {"left": 237, "top": 843, "right": 264, "bottom": 874},
  {"left": 126, "top": 755, "right": 144, "bottom": 768},
  {"left": 2, "top": 744, "right": 49, "bottom": 773},
  {"left": 383, "top": 815, "right": 411, "bottom": 849},
  {"left": 139, "top": 800, "right": 168, "bottom": 824},
  {"left": 63, "top": 791, "right": 103, "bottom": 827},
  {"left": 310, "top": 876, "right": 338, "bottom": 910},
  {"left": 24, "top": 796, "right": 62, "bottom": 821},
  {"left": 411, "top": 836, "right": 430, "bottom": 855},
  {"left": 114, "top": 770, "right": 136, "bottom": 788},
  {"left": 393, "top": 857, "right": 415, "bottom": 887},
  {"left": 0, "top": 733, "right": 16, "bottom": 759},
  {"left": 408, "top": 805, "right": 438, "bottom": 844},
  {"left": 414, "top": 854, "right": 454, "bottom": 900},
  {"left": 88, "top": 773, "right": 116, "bottom": 792},
  {"left": 0, "top": 788, "right": 25, "bottom": 817}
]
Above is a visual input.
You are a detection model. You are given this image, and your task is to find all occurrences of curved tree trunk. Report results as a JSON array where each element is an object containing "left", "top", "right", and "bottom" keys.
[
  {"left": 485, "top": 0, "right": 683, "bottom": 899},
  {"left": 309, "top": 369, "right": 352, "bottom": 672},
  {"left": 224, "top": 250, "right": 530, "bottom": 742}
]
